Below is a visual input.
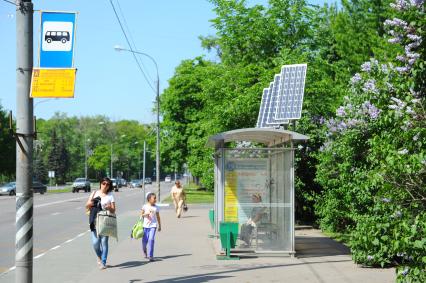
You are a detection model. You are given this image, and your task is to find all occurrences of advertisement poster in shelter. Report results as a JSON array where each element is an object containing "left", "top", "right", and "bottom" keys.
[{"left": 224, "top": 158, "right": 269, "bottom": 224}]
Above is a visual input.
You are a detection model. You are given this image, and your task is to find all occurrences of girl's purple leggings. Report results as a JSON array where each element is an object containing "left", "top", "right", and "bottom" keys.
[{"left": 142, "top": 227, "right": 157, "bottom": 258}]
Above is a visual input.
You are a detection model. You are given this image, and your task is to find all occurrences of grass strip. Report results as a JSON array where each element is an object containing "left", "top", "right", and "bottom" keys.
[
  {"left": 162, "top": 187, "right": 214, "bottom": 204},
  {"left": 47, "top": 187, "right": 72, "bottom": 194}
]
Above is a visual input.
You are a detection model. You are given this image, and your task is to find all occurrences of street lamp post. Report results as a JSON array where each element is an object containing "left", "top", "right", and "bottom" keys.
[
  {"left": 84, "top": 138, "right": 90, "bottom": 179},
  {"left": 114, "top": 45, "right": 161, "bottom": 201},
  {"left": 143, "top": 140, "right": 147, "bottom": 201},
  {"left": 110, "top": 144, "right": 113, "bottom": 178},
  {"left": 98, "top": 121, "right": 116, "bottom": 178}
]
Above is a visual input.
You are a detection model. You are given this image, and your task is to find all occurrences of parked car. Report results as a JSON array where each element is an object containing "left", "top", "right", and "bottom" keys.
[
  {"left": 0, "top": 182, "right": 16, "bottom": 196},
  {"left": 130, "top": 179, "right": 142, "bottom": 188},
  {"left": 72, "top": 178, "right": 91, "bottom": 193},
  {"left": 32, "top": 181, "right": 47, "bottom": 194},
  {"left": 165, "top": 175, "right": 172, "bottom": 183},
  {"left": 144, "top": 177, "right": 152, "bottom": 185},
  {"left": 118, "top": 178, "right": 127, "bottom": 187},
  {"left": 0, "top": 181, "right": 46, "bottom": 195},
  {"left": 111, "top": 178, "right": 119, "bottom": 192}
]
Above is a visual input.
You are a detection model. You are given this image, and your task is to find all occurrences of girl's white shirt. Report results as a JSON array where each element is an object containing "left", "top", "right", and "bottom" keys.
[{"left": 142, "top": 204, "right": 159, "bottom": 228}]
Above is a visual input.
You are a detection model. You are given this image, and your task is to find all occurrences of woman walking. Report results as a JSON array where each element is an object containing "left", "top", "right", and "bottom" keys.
[
  {"left": 170, "top": 180, "right": 186, "bottom": 218},
  {"left": 86, "top": 177, "right": 116, "bottom": 269},
  {"left": 141, "top": 192, "right": 161, "bottom": 261}
]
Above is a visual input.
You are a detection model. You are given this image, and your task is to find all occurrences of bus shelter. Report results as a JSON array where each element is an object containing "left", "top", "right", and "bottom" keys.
[{"left": 207, "top": 128, "right": 309, "bottom": 256}]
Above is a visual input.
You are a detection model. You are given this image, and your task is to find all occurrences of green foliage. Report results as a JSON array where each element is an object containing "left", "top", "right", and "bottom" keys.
[
  {"left": 315, "top": 1, "right": 426, "bottom": 281},
  {"left": 33, "top": 148, "right": 48, "bottom": 183},
  {"left": 88, "top": 144, "right": 110, "bottom": 172},
  {"left": 47, "top": 129, "right": 69, "bottom": 184},
  {"left": 35, "top": 113, "right": 154, "bottom": 182},
  {"left": 0, "top": 103, "right": 15, "bottom": 180},
  {"left": 160, "top": 0, "right": 395, "bottom": 210}
]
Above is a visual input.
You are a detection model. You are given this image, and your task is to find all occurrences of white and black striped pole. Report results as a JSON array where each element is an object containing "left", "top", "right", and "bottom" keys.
[{"left": 15, "top": 0, "right": 34, "bottom": 282}]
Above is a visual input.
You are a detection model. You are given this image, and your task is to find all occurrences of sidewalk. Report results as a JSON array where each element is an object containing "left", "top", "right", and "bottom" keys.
[{"left": 79, "top": 205, "right": 395, "bottom": 283}]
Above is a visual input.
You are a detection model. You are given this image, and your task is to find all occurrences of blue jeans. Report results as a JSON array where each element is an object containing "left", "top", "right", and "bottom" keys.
[
  {"left": 142, "top": 227, "right": 156, "bottom": 258},
  {"left": 91, "top": 231, "right": 109, "bottom": 265}
]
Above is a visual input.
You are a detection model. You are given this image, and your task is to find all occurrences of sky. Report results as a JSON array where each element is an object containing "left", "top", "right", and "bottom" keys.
[{"left": 0, "top": 0, "right": 329, "bottom": 124}]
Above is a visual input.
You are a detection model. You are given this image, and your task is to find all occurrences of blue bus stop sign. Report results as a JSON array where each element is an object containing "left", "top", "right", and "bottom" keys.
[{"left": 39, "top": 12, "right": 76, "bottom": 68}]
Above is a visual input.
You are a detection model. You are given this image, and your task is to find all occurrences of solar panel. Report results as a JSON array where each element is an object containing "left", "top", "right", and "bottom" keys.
[
  {"left": 256, "top": 88, "right": 270, "bottom": 128},
  {"left": 260, "top": 83, "right": 274, "bottom": 127},
  {"left": 275, "top": 64, "right": 307, "bottom": 120},
  {"left": 266, "top": 74, "right": 289, "bottom": 126},
  {"left": 256, "top": 79, "right": 290, "bottom": 128}
]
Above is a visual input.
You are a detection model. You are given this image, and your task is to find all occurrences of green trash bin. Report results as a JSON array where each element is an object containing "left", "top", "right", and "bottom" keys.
[
  {"left": 209, "top": 209, "right": 215, "bottom": 229},
  {"left": 217, "top": 221, "right": 239, "bottom": 260}
]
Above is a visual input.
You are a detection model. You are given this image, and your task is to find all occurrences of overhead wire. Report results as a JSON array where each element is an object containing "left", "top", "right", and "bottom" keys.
[
  {"left": 116, "top": 0, "right": 154, "bottom": 83},
  {"left": 109, "top": 0, "right": 155, "bottom": 93},
  {"left": 1, "top": 0, "right": 17, "bottom": 6}
]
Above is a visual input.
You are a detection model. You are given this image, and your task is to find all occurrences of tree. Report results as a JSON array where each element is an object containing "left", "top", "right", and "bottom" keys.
[
  {"left": 33, "top": 140, "right": 47, "bottom": 183},
  {"left": 0, "top": 103, "right": 15, "bottom": 181},
  {"left": 88, "top": 145, "right": 111, "bottom": 175},
  {"left": 47, "top": 130, "right": 69, "bottom": 184}
]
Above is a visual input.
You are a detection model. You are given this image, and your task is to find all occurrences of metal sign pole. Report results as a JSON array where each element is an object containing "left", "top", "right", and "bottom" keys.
[{"left": 15, "top": 1, "right": 34, "bottom": 282}]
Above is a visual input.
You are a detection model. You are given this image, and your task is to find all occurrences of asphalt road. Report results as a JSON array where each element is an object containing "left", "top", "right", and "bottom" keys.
[{"left": 0, "top": 181, "right": 173, "bottom": 275}]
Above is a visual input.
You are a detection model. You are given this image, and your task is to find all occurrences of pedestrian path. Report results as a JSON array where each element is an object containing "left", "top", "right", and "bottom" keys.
[
  {"left": 0, "top": 205, "right": 395, "bottom": 283},
  {"left": 80, "top": 205, "right": 395, "bottom": 283}
]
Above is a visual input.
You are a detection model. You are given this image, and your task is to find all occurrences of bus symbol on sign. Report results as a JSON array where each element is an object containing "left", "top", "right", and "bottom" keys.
[
  {"left": 41, "top": 21, "right": 73, "bottom": 52},
  {"left": 45, "top": 31, "right": 70, "bottom": 44}
]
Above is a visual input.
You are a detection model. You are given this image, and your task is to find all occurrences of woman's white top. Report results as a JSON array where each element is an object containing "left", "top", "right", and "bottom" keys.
[{"left": 94, "top": 191, "right": 115, "bottom": 210}]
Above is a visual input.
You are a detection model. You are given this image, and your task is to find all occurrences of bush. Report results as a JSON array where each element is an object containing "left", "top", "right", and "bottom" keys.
[
  {"left": 351, "top": 204, "right": 426, "bottom": 282},
  {"left": 316, "top": 1, "right": 426, "bottom": 281}
]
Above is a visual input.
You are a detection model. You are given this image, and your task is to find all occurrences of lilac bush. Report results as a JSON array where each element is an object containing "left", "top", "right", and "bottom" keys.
[{"left": 316, "top": 0, "right": 425, "bottom": 281}]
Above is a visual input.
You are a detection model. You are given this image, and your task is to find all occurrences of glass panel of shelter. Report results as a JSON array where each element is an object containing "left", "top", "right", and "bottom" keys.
[{"left": 222, "top": 147, "right": 293, "bottom": 252}]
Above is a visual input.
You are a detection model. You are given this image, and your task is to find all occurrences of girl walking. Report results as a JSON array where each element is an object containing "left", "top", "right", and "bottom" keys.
[
  {"left": 85, "top": 177, "right": 116, "bottom": 269},
  {"left": 141, "top": 192, "right": 161, "bottom": 261}
]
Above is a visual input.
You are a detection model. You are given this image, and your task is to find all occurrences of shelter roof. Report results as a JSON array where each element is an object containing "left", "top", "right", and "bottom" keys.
[{"left": 207, "top": 128, "right": 309, "bottom": 147}]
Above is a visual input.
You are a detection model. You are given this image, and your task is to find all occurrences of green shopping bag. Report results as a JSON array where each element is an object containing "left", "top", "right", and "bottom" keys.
[{"left": 131, "top": 219, "right": 144, "bottom": 239}]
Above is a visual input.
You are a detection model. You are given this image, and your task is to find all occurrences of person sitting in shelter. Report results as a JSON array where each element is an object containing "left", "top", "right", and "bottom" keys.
[{"left": 240, "top": 193, "right": 267, "bottom": 246}]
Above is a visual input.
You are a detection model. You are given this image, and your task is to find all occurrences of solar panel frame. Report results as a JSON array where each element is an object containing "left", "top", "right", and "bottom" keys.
[{"left": 275, "top": 64, "right": 307, "bottom": 121}]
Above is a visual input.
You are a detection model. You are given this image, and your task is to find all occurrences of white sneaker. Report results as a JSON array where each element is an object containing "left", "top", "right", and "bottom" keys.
[{"left": 99, "top": 263, "right": 106, "bottom": 270}]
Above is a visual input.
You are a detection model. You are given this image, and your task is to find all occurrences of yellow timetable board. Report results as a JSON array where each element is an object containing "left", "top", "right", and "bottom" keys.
[
  {"left": 30, "top": 68, "right": 76, "bottom": 98},
  {"left": 224, "top": 171, "right": 238, "bottom": 222}
]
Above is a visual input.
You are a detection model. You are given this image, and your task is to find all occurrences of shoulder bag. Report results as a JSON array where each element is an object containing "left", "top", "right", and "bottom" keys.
[
  {"left": 96, "top": 210, "right": 118, "bottom": 240},
  {"left": 131, "top": 217, "right": 144, "bottom": 239}
]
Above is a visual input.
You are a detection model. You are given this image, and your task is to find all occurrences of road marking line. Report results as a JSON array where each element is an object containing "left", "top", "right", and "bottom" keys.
[
  {"left": 0, "top": 230, "right": 90, "bottom": 277},
  {"left": 51, "top": 212, "right": 61, "bottom": 216},
  {"left": 35, "top": 196, "right": 87, "bottom": 208},
  {"left": 34, "top": 253, "right": 46, "bottom": 259},
  {"left": 157, "top": 203, "right": 170, "bottom": 207}
]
